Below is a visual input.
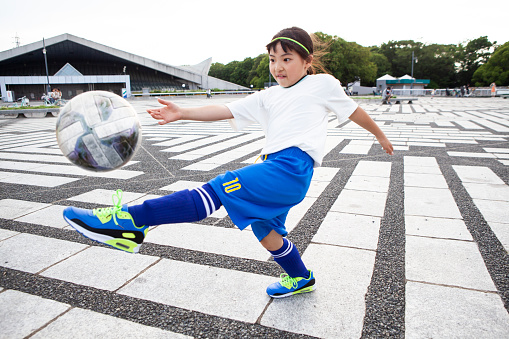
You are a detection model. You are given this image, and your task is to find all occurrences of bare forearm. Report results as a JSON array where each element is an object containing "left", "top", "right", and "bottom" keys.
[
  {"left": 181, "top": 105, "right": 233, "bottom": 121},
  {"left": 349, "top": 106, "right": 385, "bottom": 138},
  {"left": 349, "top": 106, "right": 394, "bottom": 155}
]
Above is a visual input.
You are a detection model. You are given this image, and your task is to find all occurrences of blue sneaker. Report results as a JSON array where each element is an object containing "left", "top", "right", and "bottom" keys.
[
  {"left": 63, "top": 189, "right": 148, "bottom": 253},
  {"left": 266, "top": 270, "right": 316, "bottom": 298}
]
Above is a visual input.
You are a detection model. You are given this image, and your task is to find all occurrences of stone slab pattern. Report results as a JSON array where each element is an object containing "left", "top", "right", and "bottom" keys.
[{"left": 1, "top": 97, "right": 509, "bottom": 338}]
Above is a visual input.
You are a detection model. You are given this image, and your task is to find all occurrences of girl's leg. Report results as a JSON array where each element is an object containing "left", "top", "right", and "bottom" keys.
[
  {"left": 63, "top": 183, "right": 221, "bottom": 253},
  {"left": 129, "top": 183, "right": 221, "bottom": 226},
  {"left": 261, "top": 230, "right": 315, "bottom": 298},
  {"left": 261, "top": 230, "right": 309, "bottom": 279}
]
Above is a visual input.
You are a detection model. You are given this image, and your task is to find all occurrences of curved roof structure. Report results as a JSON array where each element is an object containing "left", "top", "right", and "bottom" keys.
[{"left": 0, "top": 33, "right": 247, "bottom": 100}]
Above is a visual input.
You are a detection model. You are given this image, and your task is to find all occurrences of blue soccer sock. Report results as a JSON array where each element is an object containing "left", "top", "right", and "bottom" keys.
[
  {"left": 128, "top": 183, "right": 221, "bottom": 226},
  {"left": 269, "top": 238, "right": 309, "bottom": 279}
]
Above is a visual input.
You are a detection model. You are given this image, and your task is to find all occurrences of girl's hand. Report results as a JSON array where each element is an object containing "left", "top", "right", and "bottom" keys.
[
  {"left": 377, "top": 135, "right": 394, "bottom": 155},
  {"left": 146, "top": 98, "right": 182, "bottom": 125}
]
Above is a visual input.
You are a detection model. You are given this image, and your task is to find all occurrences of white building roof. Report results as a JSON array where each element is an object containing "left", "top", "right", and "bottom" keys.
[{"left": 377, "top": 74, "right": 396, "bottom": 80}]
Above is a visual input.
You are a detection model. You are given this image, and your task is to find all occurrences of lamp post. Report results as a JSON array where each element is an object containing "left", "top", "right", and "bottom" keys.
[
  {"left": 411, "top": 51, "right": 418, "bottom": 95},
  {"left": 42, "top": 38, "right": 51, "bottom": 96}
]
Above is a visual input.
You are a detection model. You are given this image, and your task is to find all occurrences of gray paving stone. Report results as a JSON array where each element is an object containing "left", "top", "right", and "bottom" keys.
[
  {"left": 118, "top": 258, "right": 274, "bottom": 323},
  {"left": 145, "top": 222, "right": 269, "bottom": 261},
  {"left": 405, "top": 215, "right": 472, "bottom": 241},
  {"left": 453, "top": 165, "right": 505, "bottom": 185},
  {"left": 404, "top": 187, "right": 462, "bottom": 219},
  {"left": 0, "top": 233, "right": 88, "bottom": 273},
  {"left": 15, "top": 205, "right": 69, "bottom": 228},
  {"left": 462, "top": 182, "right": 509, "bottom": 202},
  {"left": 32, "top": 307, "right": 191, "bottom": 339},
  {"left": 0, "top": 290, "right": 70, "bottom": 339},
  {"left": 404, "top": 172, "right": 449, "bottom": 189},
  {"left": 68, "top": 189, "right": 147, "bottom": 205},
  {"left": 330, "top": 189, "right": 388, "bottom": 217},
  {"left": 0, "top": 228, "right": 19, "bottom": 240},
  {"left": 406, "top": 282, "right": 509, "bottom": 338},
  {"left": 345, "top": 175, "right": 390, "bottom": 192},
  {"left": 41, "top": 246, "right": 159, "bottom": 291},
  {"left": 312, "top": 212, "right": 381, "bottom": 250},
  {"left": 0, "top": 199, "right": 49, "bottom": 219},
  {"left": 406, "top": 236, "right": 496, "bottom": 291},
  {"left": 472, "top": 199, "right": 509, "bottom": 224}
]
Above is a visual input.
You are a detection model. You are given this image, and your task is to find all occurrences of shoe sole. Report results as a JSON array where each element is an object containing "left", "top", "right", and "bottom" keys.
[
  {"left": 269, "top": 284, "right": 316, "bottom": 298},
  {"left": 64, "top": 215, "right": 140, "bottom": 254}
]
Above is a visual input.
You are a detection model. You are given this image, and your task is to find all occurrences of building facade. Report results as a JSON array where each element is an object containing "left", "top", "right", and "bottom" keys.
[{"left": 0, "top": 34, "right": 248, "bottom": 101}]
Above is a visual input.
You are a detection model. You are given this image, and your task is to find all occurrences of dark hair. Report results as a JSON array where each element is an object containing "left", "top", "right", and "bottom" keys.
[{"left": 266, "top": 27, "right": 328, "bottom": 75}]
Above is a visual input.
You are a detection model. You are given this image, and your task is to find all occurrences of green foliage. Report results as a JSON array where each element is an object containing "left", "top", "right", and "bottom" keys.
[
  {"left": 456, "top": 36, "right": 496, "bottom": 85},
  {"left": 208, "top": 32, "right": 502, "bottom": 89},
  {"left": 315, "top": 32, "right": 377, "bottom": 85},
  {"left": 370, "top": 51, "right": 391, "bottom": 79},
  {"left": 0, "top": 105, "right": 59, "bottom": 110},
  {"left": 472, "top": 41, "right": 509, "bottom": 86}
]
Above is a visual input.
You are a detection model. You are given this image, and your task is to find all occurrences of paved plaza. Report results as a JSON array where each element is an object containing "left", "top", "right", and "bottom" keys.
[{"left": 1, "top": 95, "right": 509, "bottom": 338}]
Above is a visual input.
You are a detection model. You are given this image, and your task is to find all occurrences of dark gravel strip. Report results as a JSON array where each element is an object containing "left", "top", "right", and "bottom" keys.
[{"left": 362, "top": 159, "right": 406, "bottom": 338}]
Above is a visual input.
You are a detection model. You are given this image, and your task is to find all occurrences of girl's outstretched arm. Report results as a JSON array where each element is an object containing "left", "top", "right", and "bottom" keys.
[
  {"left": 349, "top": 106, "right": 394, "bottom": 155},
  {"left": 147, "top": 98, "right": 233, "bottom": 125}
]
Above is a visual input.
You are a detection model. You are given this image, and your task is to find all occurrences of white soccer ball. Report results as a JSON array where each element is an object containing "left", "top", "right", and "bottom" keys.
[{"left": 56, "top": 91, "right": 142, "bottom": 172}]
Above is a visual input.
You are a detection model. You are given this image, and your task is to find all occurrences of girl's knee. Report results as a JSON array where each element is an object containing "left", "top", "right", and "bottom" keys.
[{"left": 260, "top": 230, "right": 284, "bottom": 251}]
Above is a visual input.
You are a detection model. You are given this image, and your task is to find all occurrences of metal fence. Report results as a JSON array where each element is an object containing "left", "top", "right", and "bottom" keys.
[{"left": 391, "top": 88, "right": 506, "bottom": 97}]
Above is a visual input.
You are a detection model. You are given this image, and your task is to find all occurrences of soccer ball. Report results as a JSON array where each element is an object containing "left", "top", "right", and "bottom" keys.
[{"left": 56, "top": 91, "right": 142, "bottom": 172}]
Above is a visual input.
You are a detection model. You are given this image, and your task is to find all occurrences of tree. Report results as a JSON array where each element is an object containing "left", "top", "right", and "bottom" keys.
[
  {"left": 209, "top": 62, "right": 226, "bottom": 80},
  {"left": 377, "top": 40, "right": 422, "bottom": 77},
  {"left": 315, "top": 32, "right": 377, "bottom": 85},
  {"left": 376, "top": 40, "right": 457, "bottom": 88},
  {"left": 251, "top": 54, "right": 271, "bottom": 88},
  {"left": 369, "top": 50, "right": 391, "bottom": 79},
  {"left": 456, "top": 36, "right": 495, "bottom": 85},
  {"left": 418, "top": 44, "right": 457, "bottom": 88},
  {"left": 472, "top": 41, "right": 509, "bottom": 86}
]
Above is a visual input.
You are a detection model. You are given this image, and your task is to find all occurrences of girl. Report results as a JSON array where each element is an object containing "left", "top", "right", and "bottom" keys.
[{"left": 63, "top": 27, "right": 394, "bottom": 298}]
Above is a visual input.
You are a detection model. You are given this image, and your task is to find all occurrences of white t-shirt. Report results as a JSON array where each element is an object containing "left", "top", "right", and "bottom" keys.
[{"left": 226, "top": 74, "right": 358, "bottom": 167}]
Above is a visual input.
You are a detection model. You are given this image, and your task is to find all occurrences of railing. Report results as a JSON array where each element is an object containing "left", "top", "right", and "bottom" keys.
[
  {"left": 390, "top": 88, "right": 506, "bottom": 97},
  {"left": 131, "top": 90, "right": 255, "bottom": 97}
]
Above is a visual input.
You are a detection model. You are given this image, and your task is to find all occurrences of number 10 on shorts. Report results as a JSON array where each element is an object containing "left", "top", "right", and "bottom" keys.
[{"left": 223, "top": 177, "right": 241, "bottom": 193}]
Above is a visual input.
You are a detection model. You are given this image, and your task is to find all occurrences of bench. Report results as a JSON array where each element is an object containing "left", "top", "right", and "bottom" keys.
[
  {"left": 497, "top": 89, "right": 509, "bottom": 98},
  {"left": 382, "top": 97, "right": 418, "bottom": 104},
  {"left": 0, "top": 108, "right": 60, "bottom": 118}
]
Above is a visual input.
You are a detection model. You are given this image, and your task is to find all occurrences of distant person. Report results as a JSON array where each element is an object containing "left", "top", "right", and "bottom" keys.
[
  {"left": 384, "top": 86, "right": 393, "bottom": 105},
  {"left": 51, "top": 88, "right": 62, "bottom": 103},
  {"left": 491, "top": 82, "right": 497, "bottom": 97}
]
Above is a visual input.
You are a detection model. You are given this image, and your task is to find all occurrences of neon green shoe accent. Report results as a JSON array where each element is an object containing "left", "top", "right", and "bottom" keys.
[
  {"left": 93, "top": 189, "right": 124, "bottom": 225},
  {"left": 105, "top": 238, "right": 138, "bottom": 253},
  {"left": 292, "top": 286, "right": 315, "bottom": 295},
  {"left": 91, "top": 189, "right": 143, "bottom": 229},
  {"left": 122, "top": 232, "right": 136, "bottom": 239},
  {"left": 279, "top": 274, "right": 300, "bottom": 290}
]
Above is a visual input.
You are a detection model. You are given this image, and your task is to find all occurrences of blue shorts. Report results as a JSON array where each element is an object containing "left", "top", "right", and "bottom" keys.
[{"left": 208, "top": 147, "right": 314, "bottom": 241}]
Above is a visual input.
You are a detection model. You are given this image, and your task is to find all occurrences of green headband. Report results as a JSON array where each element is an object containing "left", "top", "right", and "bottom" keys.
[{"left": 270, "top": 37, "right": 310, "bottom": 55}]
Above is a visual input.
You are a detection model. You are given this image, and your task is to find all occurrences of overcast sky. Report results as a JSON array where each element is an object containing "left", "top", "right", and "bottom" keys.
[{"left": 1, "top": 0, "right": 508, "bottom": 67}]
